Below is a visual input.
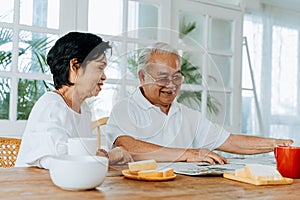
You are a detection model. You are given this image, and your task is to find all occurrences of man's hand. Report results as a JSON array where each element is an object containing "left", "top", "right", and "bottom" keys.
[
  {"left": 186, "top": 148, "right": 227, "bottom": 165},
  {"left": 273, "top": 139, "right": 294, "bottom": 147}
]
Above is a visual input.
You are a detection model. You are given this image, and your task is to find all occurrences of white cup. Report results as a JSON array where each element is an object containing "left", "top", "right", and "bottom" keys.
[{"left": 67, "top": 137, "right": 98, "bottom": 156}]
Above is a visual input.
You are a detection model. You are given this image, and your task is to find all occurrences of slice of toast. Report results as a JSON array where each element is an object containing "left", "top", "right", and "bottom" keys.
[
  {"left": 235, "top": 164, "right": 283, "bottom": 180},
  {"left": 138, "top": 168, "right": 174, "bottom": 178},
  {"left": 138, "top": 170, "right": 163, "bottom": 177},
  {"left": 128, "top": 159, "right": 158, "bottom": 173}
]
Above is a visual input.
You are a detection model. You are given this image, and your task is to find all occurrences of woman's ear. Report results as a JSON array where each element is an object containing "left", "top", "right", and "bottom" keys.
[
  {"left": 69, "top": 58, "right": 80, "bottom": 83},
  {"left": 70, "top": 58, "right": 80, "bottom": 71}
]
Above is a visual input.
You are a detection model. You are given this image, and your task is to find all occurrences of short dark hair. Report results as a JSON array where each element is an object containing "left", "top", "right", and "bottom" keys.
[{"left": 47, "top": 32, "right": 111, "bottom": 89}]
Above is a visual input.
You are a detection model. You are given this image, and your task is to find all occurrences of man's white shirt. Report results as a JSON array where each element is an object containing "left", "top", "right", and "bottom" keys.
[{"left": 106, "top": 88, "right": 230, "bottom": 150}]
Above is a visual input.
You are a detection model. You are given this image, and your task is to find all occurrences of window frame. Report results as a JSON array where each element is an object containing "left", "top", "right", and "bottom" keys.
[
  {"left": 0, "top": 0, "right": 243, "bottom": 137},
  {"left": 0, "top": 0, "right": 67, "bottom": 136},
  {"left": 171, "top": 0, "right": 243, "bottom": 132}
]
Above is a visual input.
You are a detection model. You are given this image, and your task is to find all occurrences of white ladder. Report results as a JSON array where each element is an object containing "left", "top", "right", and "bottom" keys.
[{"left": 242, "top": 36, "right": 264, "bottom": 134}]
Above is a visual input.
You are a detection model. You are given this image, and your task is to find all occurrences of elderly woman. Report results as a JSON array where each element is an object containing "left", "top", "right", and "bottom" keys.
[{"left": 15, "top": 32, "right": 133, "bottom": 169}]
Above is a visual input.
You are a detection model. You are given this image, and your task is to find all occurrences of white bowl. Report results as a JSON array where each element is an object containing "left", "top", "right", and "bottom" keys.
[{"left": 49, "top": 155, "right": 108, "bottom": 190}]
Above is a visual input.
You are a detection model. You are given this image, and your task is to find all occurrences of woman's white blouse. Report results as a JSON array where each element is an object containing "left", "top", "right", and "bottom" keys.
[{"left": 15, "top": 92, "right": 92, "bottom": 169}]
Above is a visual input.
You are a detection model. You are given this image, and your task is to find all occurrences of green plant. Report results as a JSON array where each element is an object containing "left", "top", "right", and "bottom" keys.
[
  {"left": 127, "top": 49, "right": 141, "bottom": 78},
  {"left": 178, "top": 17, "right": 220, "bottom": 114},
  {"left": 0, "top": 78, "right": 10, "bottom": 119},
  {"left": 179, "top": 17, "right": 196, "bottom": 39},
  {"left": 0, "top": 28, "right": 53, "bottom": 119},
  {"left": 177, "top": 54, "right": 220, "bottom": 114}
]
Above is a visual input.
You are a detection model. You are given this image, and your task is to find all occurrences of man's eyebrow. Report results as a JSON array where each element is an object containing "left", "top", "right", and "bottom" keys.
[
  {"left": 157, "top": 72, "right": 169, "bottom": 76},
  {"left": 157, "top": 70, "right": 181, "bottom": 76}
]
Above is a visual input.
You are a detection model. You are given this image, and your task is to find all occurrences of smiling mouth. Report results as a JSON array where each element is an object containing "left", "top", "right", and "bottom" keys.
[
  {"left": 97, "top": 83, "right": 103, "bottom": 90},
  {"left": 161, "top": 90, "right": 176, "bottom": 95}
]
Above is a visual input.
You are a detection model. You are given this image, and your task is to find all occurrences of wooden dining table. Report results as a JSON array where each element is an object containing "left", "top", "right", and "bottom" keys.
[{"left": 0, "top": 165, "right": 299, "bottom": 200}]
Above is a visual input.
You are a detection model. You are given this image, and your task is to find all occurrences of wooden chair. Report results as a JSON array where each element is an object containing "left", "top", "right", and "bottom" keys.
[
  {"left": 0, "top": 137, "right": 22, "bottom": 168},
  {"left": 92, "top": 117, "right": 109, "bottom": 150}
]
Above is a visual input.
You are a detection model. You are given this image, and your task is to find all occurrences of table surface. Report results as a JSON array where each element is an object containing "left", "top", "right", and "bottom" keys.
[{"left": 0, "top": 165, "right": 299, "bottom": 200}]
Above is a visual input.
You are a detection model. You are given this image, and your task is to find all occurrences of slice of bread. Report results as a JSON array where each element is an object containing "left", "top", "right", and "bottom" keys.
[
  {"left": 127, "top": 160, "right": 174, "bottom": 178},
  {"left": 234, "top": 168, "right": 247, "bottom": 178},
  {"left": 161, "top": 168, "right": 174, "bottom": 177},
  {"left": 128, "top": 159, "right": 158, "bottom": 172},
  {"left": 235, "top": 164, "right": 283, "bottom": 180},
  {"left": 245, "top": 164, "right": 283, "bottom": 180},
  {"left": 138, "top": 170, "right": 163, "bottom": 177},
  {"left": 137, "top": 168, "right": 174, "bottom": 178}
]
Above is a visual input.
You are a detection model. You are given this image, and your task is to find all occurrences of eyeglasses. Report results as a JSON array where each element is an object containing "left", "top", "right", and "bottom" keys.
[{"left": 143, "top": 71, "right": 184, "bottom": 87}]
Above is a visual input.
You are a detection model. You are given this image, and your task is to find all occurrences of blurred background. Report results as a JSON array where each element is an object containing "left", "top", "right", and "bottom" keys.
[{"left": 0, "top": 0, "right": 299, "bottom": 146}]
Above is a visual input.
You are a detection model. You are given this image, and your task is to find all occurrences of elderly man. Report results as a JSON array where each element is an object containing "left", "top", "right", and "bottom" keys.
[{"left": 106, "top": 42, "right": 293, "bottom": 164}]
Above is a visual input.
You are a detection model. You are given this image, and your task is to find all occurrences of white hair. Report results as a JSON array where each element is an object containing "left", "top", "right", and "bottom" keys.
[{"left": 137, "top": 42, "right": 180, "bottom": 73}]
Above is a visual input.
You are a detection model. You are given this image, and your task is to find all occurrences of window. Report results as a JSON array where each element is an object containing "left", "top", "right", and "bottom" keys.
[
  {"left": 271, "top": 26, "right": 298, "bottom": 116},
  {"left": 172, "top": 1, "right": 243, "bottom": 132},
  {"left": 242, "top": 5, "right": 300, "bottom": 145},
  {"left": 0, "top": 0, "right": 243, "bottom": 137},
  {"left": 0, "top": 0, "right": 171, "bottom": 136},
  {"left": 0, "top": 0, "right": 60, "bottom": 136},
  {"left": 87, "top": 0, "right": 243, "bottom": 133},
  {"left": 86, "top": 0, "right": 170, "bottom": 120}
]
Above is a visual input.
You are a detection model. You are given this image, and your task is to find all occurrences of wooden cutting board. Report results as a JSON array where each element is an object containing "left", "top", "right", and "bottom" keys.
[{"left": 223, "top": 172, "right": 293, "bottom": 186}]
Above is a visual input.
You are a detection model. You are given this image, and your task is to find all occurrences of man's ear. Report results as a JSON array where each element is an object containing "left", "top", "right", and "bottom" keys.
[
  {"left": 138, "top": 70, "right": 147, "bottom": 86},
  {"left": 138, "top": 70, "right": 145, "bottom": 82}
]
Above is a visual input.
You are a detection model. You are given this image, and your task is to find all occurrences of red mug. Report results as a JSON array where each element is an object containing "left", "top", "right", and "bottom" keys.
[{"left": 274, "top": 146, "right": 300, "bottom": 179}]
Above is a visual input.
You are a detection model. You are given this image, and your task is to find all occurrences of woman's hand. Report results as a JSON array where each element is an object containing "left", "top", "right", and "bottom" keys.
[
  {"left": 108, "top": 147, "right": 134, "bottom": 165},
  {"left": 186, "top": 148, "right": 227, "bottom": 165}
]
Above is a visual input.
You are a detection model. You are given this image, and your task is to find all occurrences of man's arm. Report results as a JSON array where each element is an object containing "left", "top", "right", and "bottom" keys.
[
  {"left": 217, "top": 134, "right": 293, "bottom": 154},
  {"left": 114, "top": 135, "right": 227, "bottom": 164}
]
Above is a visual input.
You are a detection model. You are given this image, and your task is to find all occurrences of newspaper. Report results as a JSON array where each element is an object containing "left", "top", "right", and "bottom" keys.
[{"left": 157, "top": 155, "right": 276, "bottom": 176}]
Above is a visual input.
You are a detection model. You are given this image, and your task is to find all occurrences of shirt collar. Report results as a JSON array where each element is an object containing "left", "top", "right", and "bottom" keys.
[{"left": 131, "top": 87, "right": 180, "bottom": 115}]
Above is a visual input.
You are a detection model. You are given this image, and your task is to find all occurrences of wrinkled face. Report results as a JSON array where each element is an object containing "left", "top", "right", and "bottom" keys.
[
  {"left": 76, "top": 54, "right": 107, "bottom": 98},
  {"left": 139, "top": 52, "right": 182, "bottom": 108}
]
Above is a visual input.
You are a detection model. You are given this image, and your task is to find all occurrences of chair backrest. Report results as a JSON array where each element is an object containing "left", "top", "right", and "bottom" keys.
[
  {"left": 92, "top": 117, "right": 109, "bottom": 149},
  {"left": 0, "top": 137, "right": 22, "bottom": 168}
]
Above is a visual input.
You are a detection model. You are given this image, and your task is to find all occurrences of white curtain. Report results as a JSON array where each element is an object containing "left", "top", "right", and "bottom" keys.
[{"left": 242, "top": 4, "right": 300, "bottom": 145}]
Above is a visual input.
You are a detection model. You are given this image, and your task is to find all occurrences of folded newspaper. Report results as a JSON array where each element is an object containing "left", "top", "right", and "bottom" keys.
[{"left": 157, "top": 156, "right": 276, "bottom": 176}]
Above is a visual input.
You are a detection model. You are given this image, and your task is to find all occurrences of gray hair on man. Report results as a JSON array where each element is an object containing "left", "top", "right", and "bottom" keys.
[{"left": 137, "top": 42, "right": 181, "bottom": 73}]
